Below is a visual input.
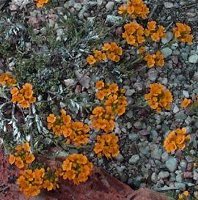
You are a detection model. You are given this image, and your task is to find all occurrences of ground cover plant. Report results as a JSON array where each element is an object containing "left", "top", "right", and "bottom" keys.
[{"left": 0, "top": 0, "right": 198, "bottom": 199}]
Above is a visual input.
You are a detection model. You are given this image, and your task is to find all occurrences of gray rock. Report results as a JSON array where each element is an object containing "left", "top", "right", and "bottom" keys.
[
  {"left": 180, "top": 160, "right": 187, "bottom": 171},
  {"left": 162, "top": 31, "right": 173, "bottom": 44},
  {"left": 194, "top": 191, "right": 198, "bottom": 199},
  {"left": 126, "top": 89, "right": 135, "bottom": 96},
  {"left": 165, "top": 157, "right": 178, "bottom": 172},
  {"left": 116, "top": 153, "right": 124, "bottom": 162},
  {"left": 164, "top": 2, "right": 174, "bottom": 8},
  {"left": 158, "top": 171, "right": 170, "bottom": 179},
  {"left": 74, "top": 3, "right": 82, "bottom": 11},
  {"left": 174, "top": 182, "right": 186, "bottom": 190},
  {"left": 151, "top": 172, "right": 157, "bottom": 183},
  {"left": 134, "top": 121, "right": 142, "bottom": 129},
  {"left": 189, "top": 54, "right": 198, "bottom": 63},
  {"left": 129, "top": 154, "right": 140, "bottom": 164},
  {"left": 185, "top": 116, "right": 192, "bottom": 125},
  {"left": 183, "top": 90, "right": 189, "bottom": 98},
  {"left": 97, "top": 0, "right": 103, "bottom": 6},
  {"left": 126, "top": 122, "right": 132, "bottom": 129},
  {"left": 126, "top": 110, "right": 133, "bottom": 118},
  {"left": 106, "top": 1, "right": 114, "bottom": 11},
  {"left": 181, "top": 52, "right": 188, "bottom": 60},
  {"left": 161, "top": 152, "right": 169, "bottom": 162},
  {"left": 151, "top": 145, "right": 162, "bottom": 160},
  {"left": 176, "top": 173, "right": 183, "bottom": 183},
  {"left": 106, "top": 15, "right": 122, "bottom": 25},
  {"left": 175, "top": 111, "right": 187, "bottom": 120},
  {"left": 128, "top": 133, "right": 139, "bottom": 141},
  {"left": 161, "top": 47, "right": 172, "bottom": 58},
  {"left": 161, "top": 78, "right": 168, "bottom": 85},
  {"left": 134, "top": 82, "right": 143, "bottom": 91},
  {"left": 193, "top": 72, "right": 198, "bottom": 81},
  {"left": 148, "top": 68, "right": 158, "bottom": 81},
  {"left": 193, "top": 169, "right": 198, "bottom": 181},
  {"left": 173, "top": 105, "right": 179, "bottom": 113}
]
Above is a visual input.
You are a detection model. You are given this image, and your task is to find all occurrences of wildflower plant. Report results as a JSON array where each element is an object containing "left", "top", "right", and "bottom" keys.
[
  {"left": 61, "top": 154, "right": 93, "bottom": 185},
  {"left": 9, "top": 142, "right": 35, "bottom": 169},
  {"left": 0, "top": 72, "right": 16, "bottom": 87},
  {"left": 47, "top": 109, "right": 90, "bottom": 146},
  {"left": 163, "top": 128, "right": 190, "bottom": 153},
  {"left": 94, "top": 133, "right": 119, "bottom": 158},
  {"left": 11, "top": 83, "right": 36, "bottom": 109},
  {"left": 91, "top": 81, "right": 127, "bottom": 133},
  {"left": 86, "top": 42, "right": 123, "bottom": 65},
  {"left": 144, "top": 83, "right": 173, "bottom": 112},
  {"left": 0, "top": 0, "right": 195, "bottom": 198}
]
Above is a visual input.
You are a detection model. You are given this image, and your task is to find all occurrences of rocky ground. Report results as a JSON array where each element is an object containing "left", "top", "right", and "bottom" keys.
[{"left": 0, "top": 0, "right": 198, "bottom": 199}]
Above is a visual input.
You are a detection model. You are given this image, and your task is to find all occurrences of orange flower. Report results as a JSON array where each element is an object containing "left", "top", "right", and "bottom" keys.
[
  {"left": 173, "top": 23, "right": 193, "bottom": 44},
  {"left": 102, "top": 42, "right": 122, "bottom": 62},
  {"left": 47, "top": 110, "right": 90, "bottom": 146},
  {"left": 94, "top": 133, "right": 119, "bottom": 158},
  {"left": 91, "top": 81, "right": 127, "bottom": 132},
  {"left": 138, "top": 46, "right": 146, "bottom": 54},
  {"left": 35, "top": 0, "right": 49, "bottom": 8},
  {"left": 15, "top": 157, "right": 24, "bottom": 169},
  {"left": 0, "top": 72, "right": 16, "bottom": 87},
  {"left": 47, "top": 114, "right": 56, "bottom": 123},
  {"left": 96, "top": 80, "right": 105, "bottom": 90},
  {"left": 11, "top": 83, "right": 36, "bottom": 109},
  {"left": 25, "top": 154, "right": 35, "bottom": 164},
  {"left": 145, "top": 83, "right": 173, "bottom": 112},
  {"left": 118, "top": 0, "right": 149, "bottom": 19},
  {"left": 86, "top": 55, "right": 96, "bottom": 65},
  {"left": 62, "top": 154, "right": 93, "bottom": 185},
  {"left": 122, "top": 22, "right": 145, "bottom": 46},
  {"left": 93, "top": 50, "right": 107, "bottom": 61},
  {"left": 144, "top": 51, "right": 164, "bottom": 68},
  {"left": 96, "top": 90, "right": 106, "bottom": 100},
  {"left": 8, "top": 154, "right": 16, "bottom": 164},
  {"left": 181, "top": 98, "right": 192, "bottom": 108},
  {"left": 118, "top": 4, "right": 127, "bottom": 15},
  {"left": 17, "top": 168, "right": 46, "bottom": 197},
  {"left": 163, "top": 128, "right": 190, "bottom": 153},
  {"left": 8, "top": 142, "right": 34, "bottom": 169}
]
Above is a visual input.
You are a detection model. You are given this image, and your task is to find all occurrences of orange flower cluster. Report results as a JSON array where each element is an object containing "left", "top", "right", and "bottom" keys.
[
  {"left": 181, "top": 98, "right": 192, "bottom": 108},
  {"left": 35, "top": 0, "right": 49, "bottom": 8},
  {"left": 94, "top": 133, "right": 119, "bottom": 158},
  {"left": 9, "top": 142, "right": 59, "bottom": 197},
  {"left": 144, "top": 83, "right": 173, "bottom": 112},
  {"left": 8, "top": 142, "right": 35, "bottom": 169},
  {"left": 163, "top": 128, "right": 190, "bottom": 153},
  {"left": 144, "top": 51, "right": 165, "bottom": 68},
  {"left": 91, "top": 81, "right": 127, "bottom": 132},
  {"left": 17, "top": 167, "right": 59, "bottom": 197},
  {"left": 11, "top": 83, "right": 36, "bottom": 109},
  {"left": 47, "top": 109, "right": 90, "bottom": 146},
  {"left": 122, "top": 22, "right": 145, "bottom": 46},
  {"left": 43, "top": 168, "right": 59, "bottom": 191},
  {"left": 0, "top": 72, "right": 16, "bottom": 87},
  {"left": 118, "top": 0, "right": 149, "bottom": 19},
  {"left": 145, "top": 21, "right": 166, "bottom": 42},
  {"left": 17, "top": 168, "right": 45, "bottom": 197},
  {"left": 61, "top": 154, "right": 93, "bottom": 185},
  {"left": 86, "top": 42, "right": 122, "bottom": 65},
  {"left": 173, "top": 23, "right": 193, "bottom": 44}
]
